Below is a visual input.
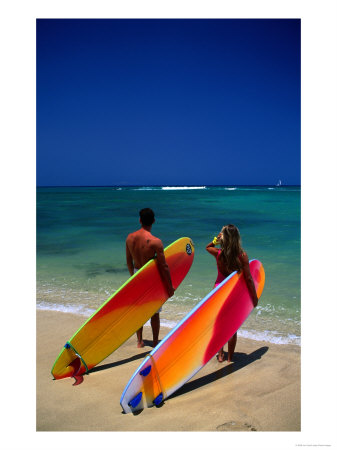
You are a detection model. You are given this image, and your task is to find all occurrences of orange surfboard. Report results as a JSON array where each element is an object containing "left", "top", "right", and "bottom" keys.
[
  {"left": 51, "top": 237, "right": 194, "bottom": 383},
  {"left": 120, "top": 260, "right": 265, "bottom": 412}
]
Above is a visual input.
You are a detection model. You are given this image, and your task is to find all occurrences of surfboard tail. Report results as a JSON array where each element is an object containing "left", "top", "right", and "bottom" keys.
[{"left": 121, "top": 355, "right": 165, "bottom": 413}]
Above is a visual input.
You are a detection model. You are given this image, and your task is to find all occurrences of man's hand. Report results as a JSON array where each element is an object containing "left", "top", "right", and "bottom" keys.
[{"left": 167, "top": 286, "right": 175, "bottom": 298}]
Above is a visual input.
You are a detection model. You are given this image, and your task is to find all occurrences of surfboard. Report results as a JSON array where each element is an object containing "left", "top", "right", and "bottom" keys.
[
  {"left": 51, "top": 237, "right": 195, "bottom": 383},
  {"left": 120, "top": 259, "right": 265, "bottom": 413}
]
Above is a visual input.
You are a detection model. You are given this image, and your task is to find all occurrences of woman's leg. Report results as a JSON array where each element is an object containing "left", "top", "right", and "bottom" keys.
[
  {"left": 217, "top": 347, "right": 225, "bottom": 362},
  {"left": 227, "top": 332, "right": 237, "bottom": 362}
]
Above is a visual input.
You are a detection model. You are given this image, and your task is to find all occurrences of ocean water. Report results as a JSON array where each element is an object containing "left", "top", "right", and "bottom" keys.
[{"left": 36, "top": 185, "right": 301, "bottom": 345}]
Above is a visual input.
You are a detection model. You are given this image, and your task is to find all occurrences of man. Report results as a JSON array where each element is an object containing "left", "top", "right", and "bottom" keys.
[{"left": 126, "top": 208, "right": 174, "bottom": 348}]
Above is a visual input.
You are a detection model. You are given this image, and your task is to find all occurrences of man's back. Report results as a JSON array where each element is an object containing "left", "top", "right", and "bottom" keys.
[{"left": 126, "top": 228, "right": 161, "bottom": 270}]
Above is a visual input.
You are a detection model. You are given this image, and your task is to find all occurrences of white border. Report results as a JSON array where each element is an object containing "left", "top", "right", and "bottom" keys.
[{"left": 1, "top": 1, "right": 337, "bottom": 449}]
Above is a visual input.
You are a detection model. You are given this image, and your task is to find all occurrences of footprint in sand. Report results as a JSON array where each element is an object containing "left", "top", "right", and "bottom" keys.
[{"left": 216, "top": 421, "right": 257, "bottom": 431}]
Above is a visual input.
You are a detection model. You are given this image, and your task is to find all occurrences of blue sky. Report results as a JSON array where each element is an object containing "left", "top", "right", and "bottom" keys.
[{"left": 36, "top": 19, "right": 300, "bottom": 186}]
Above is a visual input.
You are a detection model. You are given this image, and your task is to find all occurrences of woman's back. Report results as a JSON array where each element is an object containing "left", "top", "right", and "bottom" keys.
[{"left": 215, "top": 249, "right": 245, "bottom": 286}]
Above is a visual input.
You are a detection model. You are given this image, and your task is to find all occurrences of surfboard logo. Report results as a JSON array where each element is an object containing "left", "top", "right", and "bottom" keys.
[{"left": 186, "top": 243, "right": 192, "bottom": 255}]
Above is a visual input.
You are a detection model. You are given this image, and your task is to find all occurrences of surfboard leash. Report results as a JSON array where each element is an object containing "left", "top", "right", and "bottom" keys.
[{"left": 64, "top": 341, "right": 89, "bottom": 374}]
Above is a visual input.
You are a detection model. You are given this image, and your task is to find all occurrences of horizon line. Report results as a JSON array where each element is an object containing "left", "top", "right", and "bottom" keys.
[{"left": 36, "top": 183, "right": 301, "bottom": 188}]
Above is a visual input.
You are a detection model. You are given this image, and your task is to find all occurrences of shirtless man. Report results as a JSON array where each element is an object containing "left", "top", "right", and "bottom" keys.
[{"left": 126, "top": 208, "right": 174, "bottom": 348}]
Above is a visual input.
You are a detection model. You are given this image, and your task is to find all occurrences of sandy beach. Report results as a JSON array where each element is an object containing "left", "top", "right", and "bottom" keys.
[{"left": 37, "top": 309, "right": 300, "bottom": 432}]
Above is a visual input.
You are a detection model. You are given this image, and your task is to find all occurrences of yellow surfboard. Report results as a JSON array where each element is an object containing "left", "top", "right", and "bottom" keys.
[{"left": 51, "top": 237, "right": 194, "bottom": 383}]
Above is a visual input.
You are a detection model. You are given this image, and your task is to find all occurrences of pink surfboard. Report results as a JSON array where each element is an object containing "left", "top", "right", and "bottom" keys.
[{"left": 120, "top": 260, "right": 265, "bottom": 413}]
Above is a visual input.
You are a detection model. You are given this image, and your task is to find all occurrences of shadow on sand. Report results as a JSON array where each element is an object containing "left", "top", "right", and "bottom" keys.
[
  {"left": 169, "top": 346, "right": 269, "bottom": 400},
  {"left": 88, "top": 351, "right": 149, "bottom": 373},
  {"left": 122, "top": 346, "right": 269, "bottom": 415},
  {"left": 88, "top": 339, "right": 159, "bottom": 374}
]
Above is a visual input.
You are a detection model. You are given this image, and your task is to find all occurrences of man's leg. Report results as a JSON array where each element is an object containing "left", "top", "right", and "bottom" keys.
[
  {"left": 136, "top": 327, "right": 144, "bottom": 348},
  {"left": 151, "top": 313, "right": 160, "bottom": 347}
]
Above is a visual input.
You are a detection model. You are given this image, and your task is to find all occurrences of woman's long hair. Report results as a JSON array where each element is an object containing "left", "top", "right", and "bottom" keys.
[{"left": 219, "top": 224, "right": 243, "bottom": 272}]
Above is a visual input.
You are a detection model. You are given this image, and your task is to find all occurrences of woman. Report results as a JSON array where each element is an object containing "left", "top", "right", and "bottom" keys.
[{"left": 206, "top": 224, "right": 259, "bottom": 363}]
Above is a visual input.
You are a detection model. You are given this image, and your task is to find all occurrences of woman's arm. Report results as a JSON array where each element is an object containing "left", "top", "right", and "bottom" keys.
[
  {"left": 240, "top": 252, "right": 259, "bottom": 307},
  {"left": 206, "top": 234, "right": 221, "bottom": 257}
]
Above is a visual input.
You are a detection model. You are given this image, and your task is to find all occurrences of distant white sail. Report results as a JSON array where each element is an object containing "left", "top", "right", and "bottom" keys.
[{"left": 276, "top": 180, "right": 282, "bottom": 187}]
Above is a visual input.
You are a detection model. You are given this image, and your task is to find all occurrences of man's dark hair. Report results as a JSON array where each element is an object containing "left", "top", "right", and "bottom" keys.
[{"left": 139, "top": 208, "right": 155, "bottom": 226}]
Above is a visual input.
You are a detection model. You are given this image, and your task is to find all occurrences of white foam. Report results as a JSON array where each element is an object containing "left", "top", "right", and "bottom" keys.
[
  {"left": 143, "top": 318, "right": 301, "bottom": 346},
  {"left": 167, "top": 294, "right": 200, "bottom": 303},
  {"left": 132, "top": 186, "right": 159, "bottom": 190},
  {"left": 161, "top": 186, "right": 206, "bottom": 190},
  {"left": 143, "top": 318, "right": 178, "bottom": 328},
  {"left": 37, "top": 301, "right": 95, "bottom": 317},
  {"left": 238, "top": 329, "right": 301, "bottom": 346}
]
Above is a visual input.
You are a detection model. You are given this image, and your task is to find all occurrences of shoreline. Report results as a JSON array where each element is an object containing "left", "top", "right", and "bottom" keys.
[
  {"left": 36, "top": 302, "right": 301, "bottom": 347},
  {"left": 37, "top": 309, "right": 300, "bottom": 432}
]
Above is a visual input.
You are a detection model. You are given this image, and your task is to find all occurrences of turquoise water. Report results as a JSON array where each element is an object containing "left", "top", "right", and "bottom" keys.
[{"left": 36, "top": 185, "right": 301, "bottom": 345}]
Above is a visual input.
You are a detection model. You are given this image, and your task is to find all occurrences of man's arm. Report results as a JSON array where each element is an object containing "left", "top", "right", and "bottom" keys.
[
  {"left": 153, "top": 239, "right": 175, "bottom": 297},
  {"left": 125, "top": 238, "right": 135, "bottom": 276}
]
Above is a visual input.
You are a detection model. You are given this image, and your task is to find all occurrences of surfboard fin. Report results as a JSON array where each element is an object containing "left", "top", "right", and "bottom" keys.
[
  {"left": 153, "top": 393, "right": 163, "bottom": 406},
  {"left": 68, "top": 357, "right": 84, "bottom": 386},
  {"left": 128, "top": 392, "right": 143, "bottom": 409},
  {"left": 140, "top": 365, "right": 152, "bottom": 377},
  {"left": 72, "top": 375, "right": 84, "bottom": 386}
]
